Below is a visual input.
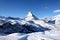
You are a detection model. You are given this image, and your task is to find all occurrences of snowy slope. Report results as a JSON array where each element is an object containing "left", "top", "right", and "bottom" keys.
[{"left": 0, "top": 30, "right": 60, "bottom": 40}]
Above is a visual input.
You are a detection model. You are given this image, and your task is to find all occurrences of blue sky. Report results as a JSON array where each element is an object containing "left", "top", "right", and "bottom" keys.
[{"left": 0, "top": 0, "right": 60, "bottom": 18}]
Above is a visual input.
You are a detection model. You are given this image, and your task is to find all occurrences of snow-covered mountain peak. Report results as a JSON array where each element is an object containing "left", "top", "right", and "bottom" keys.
[
  {"left": 24, "top": 11, "right": 38, "bottom": 21},
  {"left": 54, "top": 14, "right": 60, "bottom": 18},
  {"left": 27, "top": 11, "right": 33, "bottom": 17},
  {"left": 52, "top": 14, "right": 60, "bottom": 20}
]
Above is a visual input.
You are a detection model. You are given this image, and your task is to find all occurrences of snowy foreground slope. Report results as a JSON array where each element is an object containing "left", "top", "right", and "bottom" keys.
[
  {"left": 0, "top": 11, "right": 60, "bottom": 40},
  {"left": 0, "top": 30, "right": 60, "bottom": 40}
]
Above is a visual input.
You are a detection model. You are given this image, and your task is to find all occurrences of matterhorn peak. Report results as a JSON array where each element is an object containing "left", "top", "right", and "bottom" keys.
[
  {"left": 27, "top": 11, "right": 32, "bottom": 17},
  {"left": 24, "top": 11, "right": 38, "bottom": 21}
]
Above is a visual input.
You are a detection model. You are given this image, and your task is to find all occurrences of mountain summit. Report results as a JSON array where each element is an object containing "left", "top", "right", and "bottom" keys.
[{"left": 24, "top": 11, "right": 38, "bottom": 21}]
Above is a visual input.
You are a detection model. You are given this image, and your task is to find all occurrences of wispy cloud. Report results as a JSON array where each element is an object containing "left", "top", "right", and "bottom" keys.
[{"left": 53, "top": 9, "right": 60, "bottom": 13}]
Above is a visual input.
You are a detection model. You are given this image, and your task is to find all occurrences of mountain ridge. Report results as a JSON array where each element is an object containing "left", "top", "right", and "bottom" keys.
[{"left": 0, "top": 11, "right": 60, "bottom": 34}]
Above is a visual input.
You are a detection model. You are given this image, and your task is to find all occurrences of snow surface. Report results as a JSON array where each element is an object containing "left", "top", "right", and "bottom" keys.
[{"left": 0, "top": 30, "right": 60, "bottom": 40}]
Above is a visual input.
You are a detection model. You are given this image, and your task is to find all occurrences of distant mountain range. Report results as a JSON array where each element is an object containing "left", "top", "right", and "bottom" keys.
[{"left": 0, "top": 11, "right": 60, "bottom": 34}]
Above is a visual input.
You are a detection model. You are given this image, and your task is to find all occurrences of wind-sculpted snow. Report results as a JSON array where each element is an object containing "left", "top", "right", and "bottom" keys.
[{"left": 0, "top": 30, "right": 60, "bottom": 40}]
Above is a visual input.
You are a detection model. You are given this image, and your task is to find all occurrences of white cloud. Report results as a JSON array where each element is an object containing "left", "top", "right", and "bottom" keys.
[{"left": 53, "top": 9, "right": 60, "bottom": 13}]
